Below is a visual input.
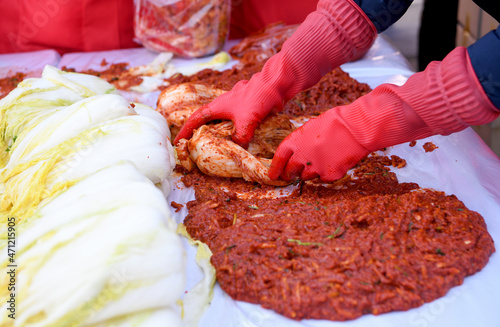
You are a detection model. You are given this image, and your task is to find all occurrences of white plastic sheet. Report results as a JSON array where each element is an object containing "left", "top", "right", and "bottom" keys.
[
  {"left": 168, "top": 36, "right": 500, "bottom": 327},
  {"left": 2, "top": 35, "right": 499, "bottom": 326},
  {"left": 0, "top": 49, "right": 60, "bottom": 78}
]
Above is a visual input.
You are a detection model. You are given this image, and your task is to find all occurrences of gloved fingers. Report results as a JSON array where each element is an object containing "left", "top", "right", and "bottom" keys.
[
  {"left": 231, "top": 119, "right": 260, "bottom": 148},
  {"left": 318, "top": 166, "right": 347, "bottom": 183},
  {"left": 319, "top": 151, "right": 369, "bottom": 182},
  {"left": 279, "top": 154, "right": 305, "bottom": 181},
  {"left": 174, "top": 121, "right": 197, "bottom": 144},
  {"left": 300, "top": 165, "right": 320, "bottom": 181},
  {"left": 174, "top": 104, "right": 233, "bottom": 144},
  {"left": 268, "top": 146, "right": 294, "bottom": 180}
]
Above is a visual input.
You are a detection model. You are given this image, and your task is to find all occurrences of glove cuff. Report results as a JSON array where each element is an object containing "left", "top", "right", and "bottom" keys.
[
  {"left": 399, "top": 46, "right": 499, "bottom": 136},
  {"left": 247, "top": 0, "right": 377, "bottom": 111},
  {"left": 337, "top": 47, "right": 500, "bottom": 153},
  {"left": 318, "top": 0, "right": 378, "bottom": 61}
]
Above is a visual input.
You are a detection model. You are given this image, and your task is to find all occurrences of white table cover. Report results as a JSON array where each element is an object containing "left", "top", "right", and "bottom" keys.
[{"left": 2, "top": 35, "right": 499, "bottom": 327}]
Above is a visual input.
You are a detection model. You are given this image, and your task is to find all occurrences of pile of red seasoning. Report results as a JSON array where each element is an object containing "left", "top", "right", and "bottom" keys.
[
  {"left": 0, "top": 72, "right": 26, "bottom": 99},
  {"left": 163, "top": 22, "right": 494, "bottom": 321},
  {"left": 180, "top": 154, "right": 495, "bottom": 321},
  {"left": 61, "top": 60, "right": 144, "bottom": 91}
]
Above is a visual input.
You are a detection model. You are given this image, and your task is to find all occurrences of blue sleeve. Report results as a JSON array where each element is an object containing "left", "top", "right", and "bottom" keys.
[
  {"left": 352, "top": 0, "right": 413, "bottom": 33},
  {"left": 467, "top": 25, "right": 500, "bottom": 110}
]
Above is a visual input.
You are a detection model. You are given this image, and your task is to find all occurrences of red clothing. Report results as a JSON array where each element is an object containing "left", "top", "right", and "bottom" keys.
[
  {"left": 0, "top": 1, "right": 20, "bottom": 54},
  {"left": 0, "top": 0, "right": 318, "bottom": 55},
  {"left": 0, "top": 0, "right": 137, "bottom": 54},
  {"left": 229, "top": 0, "right": 318, "bottom": 39}
]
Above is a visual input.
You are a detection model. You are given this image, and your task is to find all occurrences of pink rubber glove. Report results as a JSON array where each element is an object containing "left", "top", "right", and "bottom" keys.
[
  {"left": 269, "top": 47, "right": 500, "bottom": 181},
  {"left": 174, "top": 0, "right": 376, "bottom": 146}
]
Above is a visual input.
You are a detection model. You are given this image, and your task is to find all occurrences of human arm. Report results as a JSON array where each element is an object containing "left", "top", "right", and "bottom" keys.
[
  {"left": 174, "top": 0, "right": 380, "bottom": 146},
  {"left": 269, "top": 44, "right": 500, "bottom": 181}
]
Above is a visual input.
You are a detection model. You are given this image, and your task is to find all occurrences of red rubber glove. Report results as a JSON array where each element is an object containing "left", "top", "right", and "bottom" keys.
[
  {"left": 174, "top": 0, "right": 376, "bottom": 146},
  {"left": 269, "top": 47, "right": 500, "bottom": 181}
]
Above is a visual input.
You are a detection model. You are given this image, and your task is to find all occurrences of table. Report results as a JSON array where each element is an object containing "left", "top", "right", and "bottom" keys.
[{"left": 1, "top": 35, "right": 499, "bottom": 327}]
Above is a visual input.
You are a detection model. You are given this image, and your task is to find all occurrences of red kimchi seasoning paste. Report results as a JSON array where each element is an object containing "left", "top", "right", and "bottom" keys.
[
  {"left": 164, "top": 62, "right": 265, "bottom": 91},
  {"left": 62, "top": 63, "right": 144, "bottom": 91},
  {"left": 0, "top": 72, "right": 26, "bottom": 99},
  {"left": 180, "top": 154, "right": 495, "bottom": 321},
  {"left": 423, "top": 142, "right": 439, "bottom": 152},
  {"left": 163, "top": 65, "right": 371, "bottom": 121},
  {"left": 282, "top": 68, "right": 371, "bottom": 121}
]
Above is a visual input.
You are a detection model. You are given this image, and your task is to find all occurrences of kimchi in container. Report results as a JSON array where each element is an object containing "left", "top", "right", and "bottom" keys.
[{"left": 133, "top": 0, "right": 231, "bottom": 58}]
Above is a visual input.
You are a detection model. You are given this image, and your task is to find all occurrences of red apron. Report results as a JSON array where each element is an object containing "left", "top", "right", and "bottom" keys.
[
  {"left": 0, "top": 0, "right": 318, "bottom": 54},
  {"left": 0, "top": 0, "right": 137, "bottom": 54},
  {"left": 229, "top": 0, "right": 318, "bottom": 39}
]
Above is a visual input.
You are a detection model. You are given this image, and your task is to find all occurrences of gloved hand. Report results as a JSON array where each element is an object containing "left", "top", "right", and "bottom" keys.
[
  {"left": 269, "top": 47, "right": 499, "bottom": 181},
  {"left": 174, "top": 0, "right": 377, "bottom": 146}
]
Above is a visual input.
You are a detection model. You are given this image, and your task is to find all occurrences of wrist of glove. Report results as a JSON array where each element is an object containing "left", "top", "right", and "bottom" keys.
[
  {"left": 174, "top": 0, "right": 376, "bottom": 146},
  {"left": 264, "top": 0, "right": 377, "bottom": 101},
  {"left": 269, "top": 47, "right": 499, "bottom": 182}
]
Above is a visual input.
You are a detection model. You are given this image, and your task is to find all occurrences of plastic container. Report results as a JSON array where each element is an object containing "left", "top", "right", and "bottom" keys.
[{"left": 134, "top": 0, "right": 231, "bottom": 58}]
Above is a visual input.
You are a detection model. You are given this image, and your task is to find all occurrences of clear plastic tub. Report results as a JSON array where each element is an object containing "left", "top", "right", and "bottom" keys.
[{"left": 134, "top": 0, "right": 231, "bottom": 58}]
